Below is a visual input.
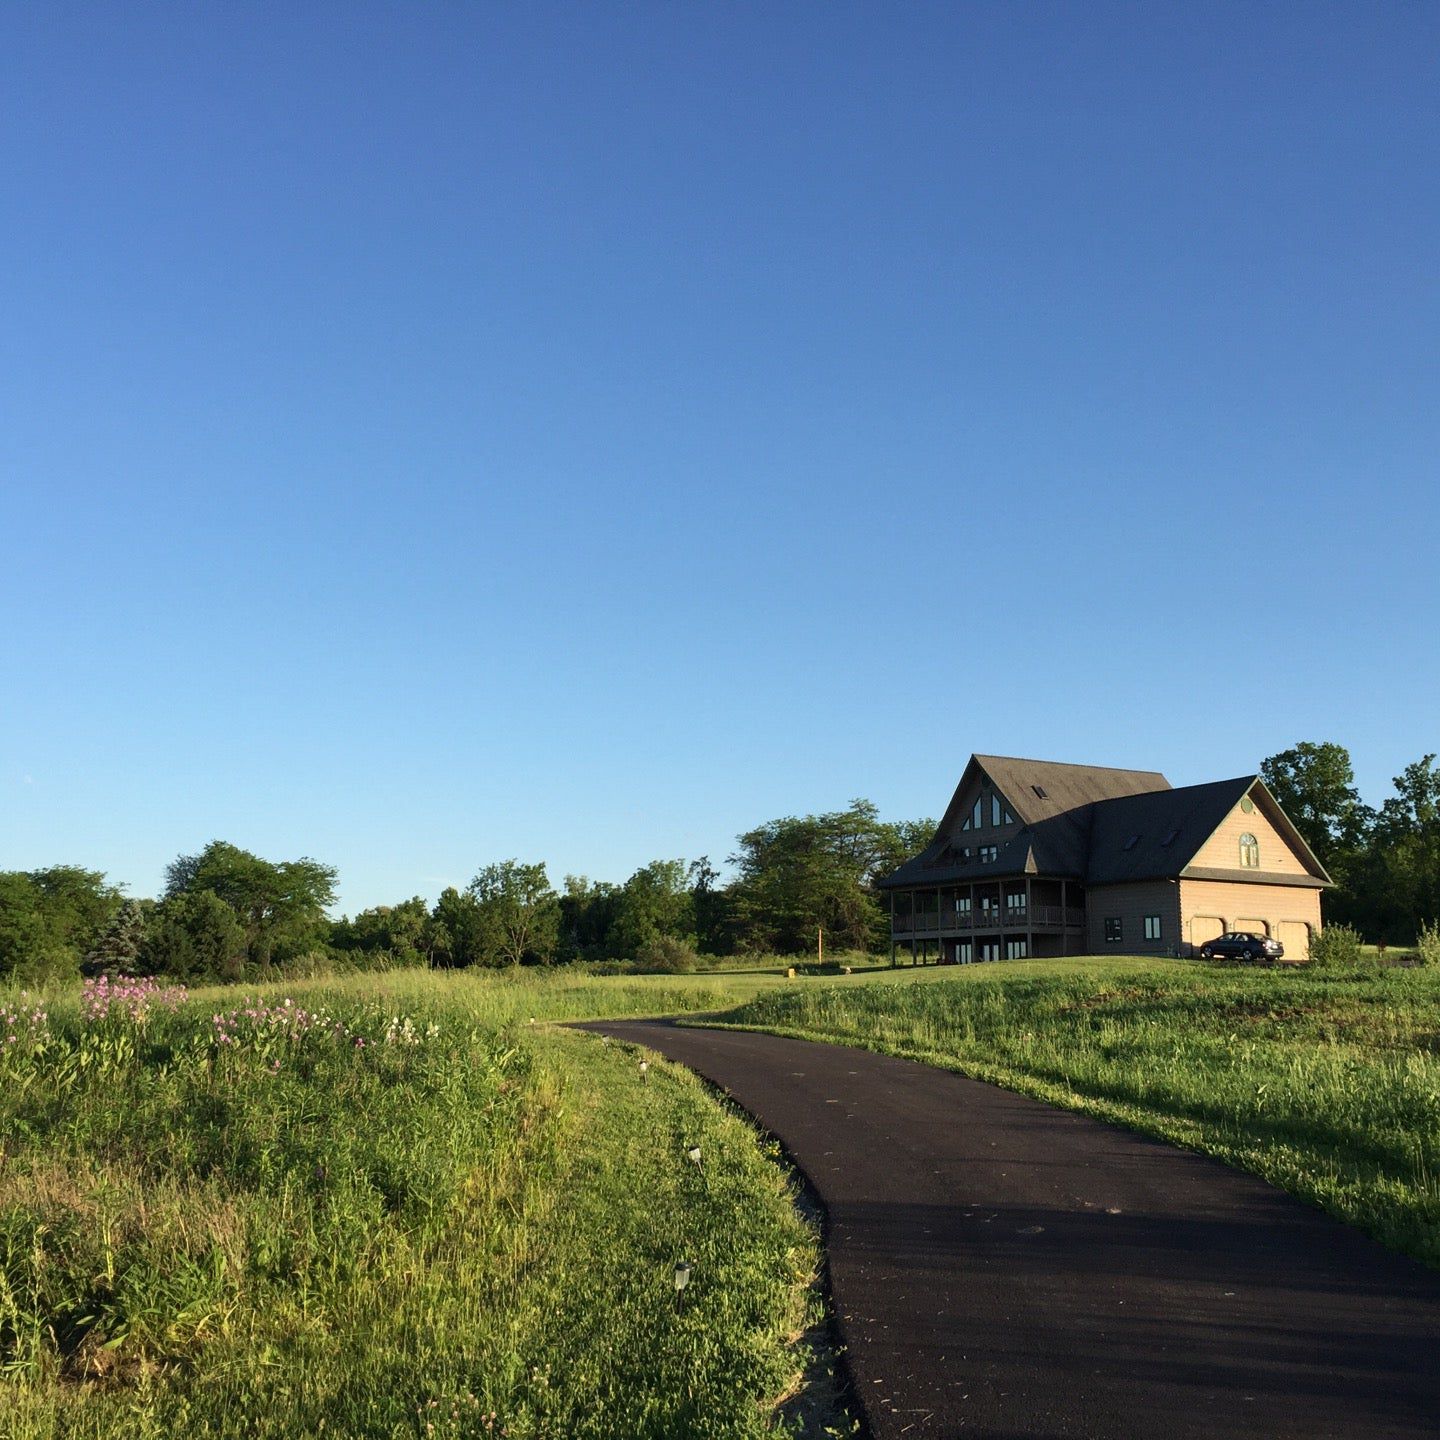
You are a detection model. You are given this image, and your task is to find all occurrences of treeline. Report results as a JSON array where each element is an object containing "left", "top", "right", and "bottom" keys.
[
  {"left": 0, "top": 801, "right": 932, "bottom": 985},
  {"left": 6, "top": 742, "right": 1432, "bottom": 986},
  {"left": 1261, "top": 742, "right": 1440, "bottom": 945}
]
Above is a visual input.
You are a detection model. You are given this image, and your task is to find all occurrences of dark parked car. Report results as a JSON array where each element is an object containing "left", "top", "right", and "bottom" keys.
[{"left": 1200, "top": 931, "right": 1284, "bottom": 962}]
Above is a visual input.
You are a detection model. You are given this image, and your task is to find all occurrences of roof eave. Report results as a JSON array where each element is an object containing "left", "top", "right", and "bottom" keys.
[
  {"left": 1247, "top": 778, "right": 1334, "bottom": 885},
  {"left": 1180, "top": 865, "right": 1331, "bottom": 889}
]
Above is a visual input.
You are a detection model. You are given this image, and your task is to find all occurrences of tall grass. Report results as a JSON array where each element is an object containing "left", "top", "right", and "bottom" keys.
[
  {"left": 1, "top": 975, "right": 822, "bottom": 1439},
  {"left": 720, "top": 961, "right": 1440, "bottom": 1268}
]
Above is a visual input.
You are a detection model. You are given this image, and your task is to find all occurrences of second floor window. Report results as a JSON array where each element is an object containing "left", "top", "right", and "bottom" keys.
[
  {"left": 1239, "top": 833, "right": 1259, "bottom": 868},
  {"left": 979, "top": 845, "right": 998, "bottom": 864}
]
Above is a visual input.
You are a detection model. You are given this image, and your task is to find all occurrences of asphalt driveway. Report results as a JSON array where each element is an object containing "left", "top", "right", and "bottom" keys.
[{"left": 578, "top": 1020, "right": 1440, "bottom": 1440}]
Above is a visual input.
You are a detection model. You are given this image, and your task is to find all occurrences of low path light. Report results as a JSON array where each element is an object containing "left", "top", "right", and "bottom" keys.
[
  {"left": 674, "top": 1260, "right": 692, "bottom": 1312},
  {"left": 686, "top": 1145, "right": 702, "bottom": 1167},
  {"left": 639, "top": 1059, "right": 649, "bottom": 1081}
]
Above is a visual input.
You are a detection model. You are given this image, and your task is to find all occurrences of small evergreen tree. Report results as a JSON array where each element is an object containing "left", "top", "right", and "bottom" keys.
[{"left": 81, "top": 898, "right": 148, "bottom": 977}]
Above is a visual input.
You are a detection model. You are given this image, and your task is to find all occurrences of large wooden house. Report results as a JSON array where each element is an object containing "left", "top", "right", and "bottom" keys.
[{"left": 878, "top": 755, "right": 1331, "bottom": 962}]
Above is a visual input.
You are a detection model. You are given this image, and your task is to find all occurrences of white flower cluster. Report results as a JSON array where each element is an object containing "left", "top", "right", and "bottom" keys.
[{"left": 383, "top": 1014, "right": 441, "bottom": 1046}]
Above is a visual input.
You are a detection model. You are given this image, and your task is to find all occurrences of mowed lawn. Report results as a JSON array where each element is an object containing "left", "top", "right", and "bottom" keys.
[{"left": 718, "top": 957, "right": 1440, "bottom": 1268}]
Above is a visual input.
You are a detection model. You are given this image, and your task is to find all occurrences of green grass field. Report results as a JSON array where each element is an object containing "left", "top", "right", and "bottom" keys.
[
  {"left": 716, "top": 957, "right": 1440, "bottom": 1268},
  {"left": 6, "top": 954, "right": 1439, "bottom": 1438},
  {"left": 0, "top": 971, "right": 854, "bottom": 1440}
]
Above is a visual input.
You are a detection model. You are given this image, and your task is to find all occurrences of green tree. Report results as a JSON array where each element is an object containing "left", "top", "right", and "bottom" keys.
[
  {"left": 467, "top": 860, "right": 560, "bottom": 966},
  {"left": 430, "top": 886, "right": 485, "bottom": 967},
  {"left": 688, "top": 856, "right": 732, "bottom": 955},
  {"left": 81, "top": 898, "right": 150, "bottom": 977},
  {"left": 558, "top": 876, "right": 621, "bottom": 962},
  {"left": 0, "top": 866, "right": 124, "bottom": 982},
  {"left": 608, "top": 860, "right": 695, "bottom": 959},
  {"left": 1368, "top": 754, "right": 1440, "bottom": 943},
  {"left": 138, "top": 891, "right": 247, "bottom": 981},
  {"left": 729, "top": 800, "right": 934, "bottom": 954},
  {"left": 0, "top": 873, "right": 55, "bottom": 981},
  {"left": 165, "top": 841, "right": 337, "bottom": 967},
  {"left": 331, "top": 897, "right": 430, "bottom": 967},
  {"left": 1260, "top": 742, "right": 1371, "bottom": 868}
]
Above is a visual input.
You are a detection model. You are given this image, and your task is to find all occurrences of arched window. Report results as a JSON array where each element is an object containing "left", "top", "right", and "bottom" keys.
[{"left": 1239, "top": 833, "right": 1259, "bottom": 868}]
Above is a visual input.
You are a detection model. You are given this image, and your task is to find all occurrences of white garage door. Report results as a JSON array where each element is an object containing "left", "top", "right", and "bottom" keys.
[
  {"left": 1276, "top": 920, "right": 1311, "bottom": 961},
  {"left": 1236, "top": 918, "right": 1269, "bottom": 937}
]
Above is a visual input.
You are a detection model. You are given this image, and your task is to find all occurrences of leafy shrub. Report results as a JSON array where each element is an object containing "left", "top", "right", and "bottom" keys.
[
  {"left": 279, "top": 947, "right": 340, "bottom": 979},
  {"left": 1416, "top": 921, "right": 1440, "bottom": 967},
  {"left": 584, "top": 959, "right": 626, "bottom": 977},
  {"left": 631, "top": 935, "right": 698, "bottom": 974},
  {"left": 1307, "top": 923, "right": 1364, "bottom": 969}
]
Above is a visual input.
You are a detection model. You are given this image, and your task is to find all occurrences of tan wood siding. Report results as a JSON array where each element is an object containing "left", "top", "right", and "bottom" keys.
[
  {"left": 1191, "top": 794, "right": 1309, "bottom": 877},
  {"left": 1087, "top": 880, "right": 1181, "bottom": 954},
  {"left": 1179, "top": 880, "right": 1321, "bottom": 957}
]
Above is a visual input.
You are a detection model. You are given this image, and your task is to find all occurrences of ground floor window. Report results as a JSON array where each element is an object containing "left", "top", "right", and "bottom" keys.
[
  {"left": 1104, "top": 917, "right": 1123, "bottom": 943},
  {"left": 1006, "top": 939, "right": 1028, "bottom": 959},
  {"left": 978, "top": 940, "right": 1000, "bottom": 962},
  {"left": 954, "top": 940, "right": 973, "bottom": 964},
  {"left": 1144, "top": 915, "right": 1162, "bottom": 941}
]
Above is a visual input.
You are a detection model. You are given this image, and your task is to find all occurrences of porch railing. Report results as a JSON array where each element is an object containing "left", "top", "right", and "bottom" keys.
[{"left": 892, "top": 904, "right": 1086, "bottom": 934}]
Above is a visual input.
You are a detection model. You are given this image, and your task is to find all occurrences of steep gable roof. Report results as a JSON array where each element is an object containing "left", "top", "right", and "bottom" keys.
[
  {"left": 877, "top": 758, "right": 1332, "bottom": 893},
  {"left": 971, "top": 755, "right": 1172, "bottom": 826},
  {"left": 1086, "top": 776, "right": 1332, "bottom": 886},
  {"left": 1086, "top": 777, "right": 1252, "bottom": 885},
  {"left": 879, "top": 755, "right": 1172, "bottom": 890}
]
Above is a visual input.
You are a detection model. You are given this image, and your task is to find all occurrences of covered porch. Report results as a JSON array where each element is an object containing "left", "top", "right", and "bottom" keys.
[{"left": 888, "top": 878, "right": 1087, "bottom": 963}]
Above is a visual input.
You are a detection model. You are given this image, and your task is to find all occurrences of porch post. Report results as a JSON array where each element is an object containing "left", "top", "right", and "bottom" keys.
[{"left": 1026, "top": 875, "right": 1033, "bottom": 960}]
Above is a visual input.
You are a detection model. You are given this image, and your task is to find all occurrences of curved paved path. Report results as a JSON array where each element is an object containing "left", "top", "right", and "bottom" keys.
[{"left": 578, "top": 1020, "right": 1440, "bottom": 1440}]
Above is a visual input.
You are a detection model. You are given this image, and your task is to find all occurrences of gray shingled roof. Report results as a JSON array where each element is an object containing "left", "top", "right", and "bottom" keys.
[
  {"left": 877, "top": 757, "right": 1331, "bottom": 892},
  {"left": 880, "top": 755, "right": 1172, "bottom": 890},
  {"left": 1085, "top": 776, "right": 1254, "bottom": 885},
  {"left": 969, "top": 755, "right": 1171, "bottom": 826}
]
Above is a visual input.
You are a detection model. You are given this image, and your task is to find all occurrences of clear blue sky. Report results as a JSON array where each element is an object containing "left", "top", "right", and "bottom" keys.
[{"left": 3, "top": 3, "right": 1436, "bottom": 913}]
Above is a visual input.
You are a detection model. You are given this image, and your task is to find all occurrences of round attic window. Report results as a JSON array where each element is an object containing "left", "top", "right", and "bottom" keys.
[{"left": 1241, "top": 796, "right": 1255, "bottom": 813}]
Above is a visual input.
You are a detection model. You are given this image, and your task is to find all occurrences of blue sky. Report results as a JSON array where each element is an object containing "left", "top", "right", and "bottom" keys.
[{"left": 3, "top": 3, "right": 1436, "bottom": 912}]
